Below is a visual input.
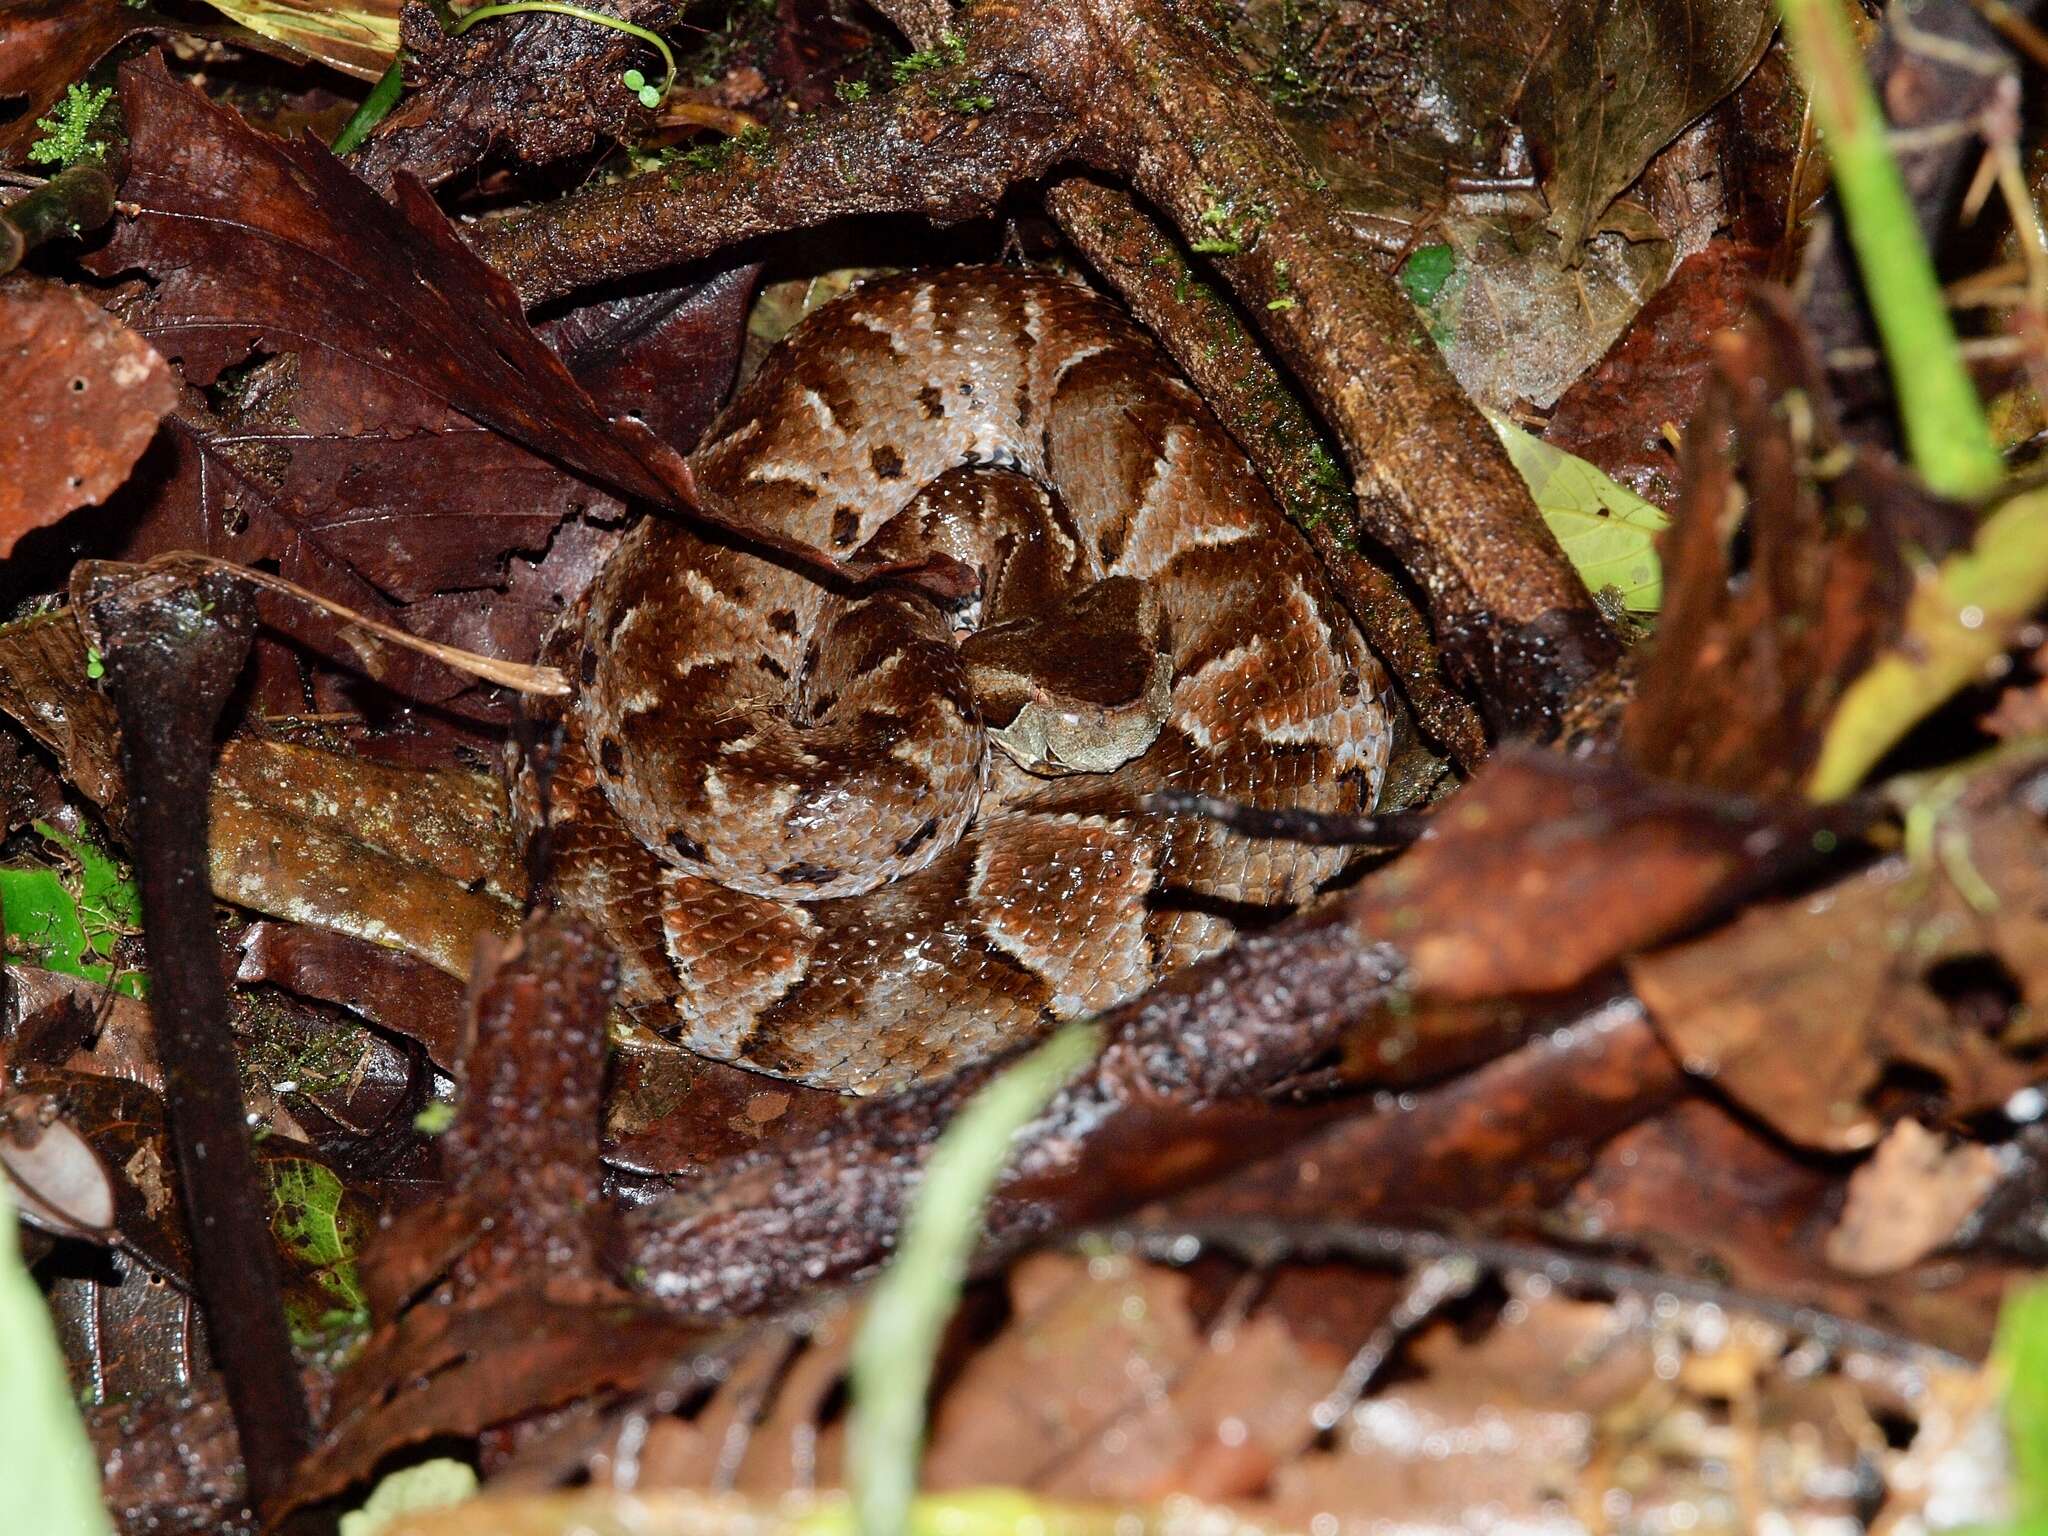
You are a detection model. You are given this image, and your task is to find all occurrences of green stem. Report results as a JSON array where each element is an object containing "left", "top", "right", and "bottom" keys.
[
  {"left": 330, "top": 56, "right": 405, "bottom": 157},
  {"left": 848, "top": 1020, "right": 1103, "bottom": 1536},
  {"left": 446, "top": 2, "right": 675, "bottom": 103},
  {"left": 1776, "top": 0, "right": 2002, "bottom": 498}
]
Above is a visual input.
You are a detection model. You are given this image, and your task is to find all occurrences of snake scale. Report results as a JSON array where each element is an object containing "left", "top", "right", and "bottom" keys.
[{"left": 531, "top": 266, "right": 1393, "bottom": 1094}]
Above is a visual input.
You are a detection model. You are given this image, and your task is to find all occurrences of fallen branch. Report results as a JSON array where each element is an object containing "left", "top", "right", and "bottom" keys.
[{"left": 74, "top": 562, "right": 310, "bottom": 1515}]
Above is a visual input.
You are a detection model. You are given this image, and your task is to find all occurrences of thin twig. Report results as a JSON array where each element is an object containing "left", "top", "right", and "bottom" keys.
[{"left": 153, "top": 553, "right": 569, "bottom": 697}]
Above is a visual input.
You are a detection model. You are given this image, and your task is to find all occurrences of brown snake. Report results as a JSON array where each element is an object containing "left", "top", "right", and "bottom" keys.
[{"left": 532, "top": 266, "right": 1392, "bottom": 1094}]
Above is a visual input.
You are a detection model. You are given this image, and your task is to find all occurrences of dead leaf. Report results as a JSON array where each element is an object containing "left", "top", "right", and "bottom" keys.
[
  {"left": 1630, "top": 750, "right": 2048, "bottom": 1152},
  {"left": 1623, "top": 293, "right": 1978, "bottom": 794},
  {"left": 208, "top": 739, "right": 524, "bottom": 983},
  {"left": 1544, "top": 241, "right": 1764, "bottom": 510},
  {"left": 0, "top": 277, "right": 176, "bottom": 556},
  {"left": 1824, "top": 1119, "right": 2004, "bottom": 1276}
]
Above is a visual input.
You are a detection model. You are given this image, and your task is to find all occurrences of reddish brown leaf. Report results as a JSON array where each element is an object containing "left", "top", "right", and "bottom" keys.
[
  {"left": 1542, "top": 241, "right": 1763, "bottom": 511},
  {"left": 235, "top": 921, "right": 469, "bottom": 1075},
  {"left": 1564, "top": 1099, "right": 2018, "bottom": 1356},
  {"left": 91, "top": 59, "right": 688, "bottom": 504},
  {"left": 1622, "top": 293, "right": 1977, "bottom": 794},
  {"left": 87, "top": 58, "right": 894, "bottom": 615},
  {"left": 0, "top": 277, "right": 176, "bottom": 556}
]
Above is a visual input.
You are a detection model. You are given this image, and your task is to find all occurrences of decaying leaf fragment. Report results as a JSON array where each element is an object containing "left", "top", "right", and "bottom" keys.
[
  {"left": 0, "top": 278, "right": 176, "bottom": 558},
  {"left": 1631, "top": 749, "right": 2048, "bottom": 1151}
]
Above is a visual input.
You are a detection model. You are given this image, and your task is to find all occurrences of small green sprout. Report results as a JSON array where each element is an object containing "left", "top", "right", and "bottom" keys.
[
  {"left": 84, "top": 648, "right": 104, "bottom": 681},
  {"left": 945, "top": 79, "right": 995, "bottom": 113},
  {"left": 28, "top": 84, "right": 114, "bottom": 169},
  {"left": 834, "top": 79, "right": 871, "bottom": 103},
  {"left": 622, "top": 67, "right": 661, "bottom": 109},
  {"left": 413, "top": 1102, "right": 457, "bottom": 1136}
]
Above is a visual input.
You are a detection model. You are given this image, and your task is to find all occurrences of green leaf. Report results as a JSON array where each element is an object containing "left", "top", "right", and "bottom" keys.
[
  {"left": 1485, "top": 409, "right": 1670, "bottom": 612},
  {"left": 849, "top": 1020, "right": 1102, "bottom": 1536},
  {"left": 338, "top": 1457, "right": 478, "bottom": 1536},
  {"left": 0, "top": 822, "right": 145, "bottom": 997},
  {"left": 0, "top": 1180, "right": 117, "bottom": 1536},
  {"left": 266, "top": 1158, "right": 369, "bottom": 1344},
  {"left": 1399, "top": 242, "right": 1455, "bottom": 308},
  {"left": 2001, "top": 1282, "right": 2048, "bottom": 1524}
]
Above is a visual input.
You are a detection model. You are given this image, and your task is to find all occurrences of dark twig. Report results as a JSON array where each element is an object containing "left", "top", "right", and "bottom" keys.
[
  {"left": 1146, "top": 789, "right": 1434, "bottom": 847},
  {"left": 0, "top": 164, "right": 117, "bottom": 277},
  {"left": 1116, "top": 1220, "right": 1969, "bottom": 1367},
  {"left": 77, "top": 565, "right": 311, "bottom": 1514}
]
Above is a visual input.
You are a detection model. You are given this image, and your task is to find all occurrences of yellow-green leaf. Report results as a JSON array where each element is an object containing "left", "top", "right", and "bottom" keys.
[
  {"left": 197, "top": 0, "right": 402, "bottom": 80},
  {"left": 1485, "top": 409, "right": 1671, "bottom": 612}
]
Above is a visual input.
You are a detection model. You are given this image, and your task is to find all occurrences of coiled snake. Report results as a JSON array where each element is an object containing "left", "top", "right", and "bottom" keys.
[{"left": 532, "top": 266, "right": 1392, "bottom": 1094}]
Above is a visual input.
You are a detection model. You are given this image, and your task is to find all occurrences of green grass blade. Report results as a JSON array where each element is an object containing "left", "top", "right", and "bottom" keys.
[{"left": 849, "top": 1020, "right": 1102, "bottom": 1536}]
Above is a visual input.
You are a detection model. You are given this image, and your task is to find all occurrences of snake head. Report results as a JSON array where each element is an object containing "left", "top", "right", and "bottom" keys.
[{"left": 963, "top": 575, "right": 1174, "bottom": 776}]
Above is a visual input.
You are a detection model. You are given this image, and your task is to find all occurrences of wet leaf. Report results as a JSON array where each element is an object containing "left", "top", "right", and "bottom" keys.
[
  {"left": 266, "top": 1156, "right": 372, "bottom": 1347},
  {"left": 1543, "top": 240, "right": 1764, "bottom": 510},
  {"left": 207, "top": 739, "right": 523, "bottom": 983},
  {"left": 1823, "top": 1119, "right": 2003, "bottom": 1276},
  {"left": 0, "top": 819, "right": 145, "bottom": 997},
  {"left": 1622, "top": 294, "right": 1978, "bottom": 796},
  {"left": 0, "top": 278, "right": 177, "bottom": 557},
  {"left": 196, "top": 0, "right": 401, "bottom": 80},
  {"left": 1486, "top": 409, "right": 1669, "bottom": 610}
]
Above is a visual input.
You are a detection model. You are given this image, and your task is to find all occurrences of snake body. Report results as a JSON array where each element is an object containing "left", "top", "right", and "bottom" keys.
[{"left": 538, "top": 267, "right": 1392, "bottom": 1093}]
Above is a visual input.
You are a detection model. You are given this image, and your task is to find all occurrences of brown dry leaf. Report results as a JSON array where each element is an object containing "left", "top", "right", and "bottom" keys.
[
  {"left": 1630, "top": 749, "right": 2048, "bottom": 1152},
  {"left": 1563, "top": 1099, "right": 2018, "bottom": 1356},
  {"left": 1622, "top": 296, "right": 1977, "bottom": 795},
  {"left": 924, "top": 1251, "right": 1331, "bottom": 1502},
  {"left": 0, "top": 610, "right": 124, "bottom": 813},
  {"left": 0, "top": 277, "right": 177, "bottom": 557},
  {"left": 1823, "top": 1119, "right": 2004, "bottom": 1276}
]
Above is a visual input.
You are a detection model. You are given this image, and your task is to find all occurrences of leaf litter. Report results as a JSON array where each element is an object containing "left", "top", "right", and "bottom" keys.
[{"left": 0, "top": 1, "right": 2046, "bottom": 1533}]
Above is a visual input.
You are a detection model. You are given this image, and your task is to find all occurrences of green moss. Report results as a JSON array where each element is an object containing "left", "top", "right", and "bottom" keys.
[
  {"left": 664, "top": 121, "right": 771, "bottom": 181},
  {"left": 891, "top": 29, "right": 968, "bottom": 83},
  {"left": 28, "top": 84, "right": 114, "bottom": 168}
]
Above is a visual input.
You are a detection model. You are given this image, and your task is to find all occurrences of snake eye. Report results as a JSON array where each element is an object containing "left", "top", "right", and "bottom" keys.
[
  {"left": 599, "top": 737, "right": 624, "bottom": 777},
  {"left": 668, "top": 830, "right": 705, "bottom": 861},
  {"left": 579, "top": 647, "right": 599, "bottom": 685}
]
